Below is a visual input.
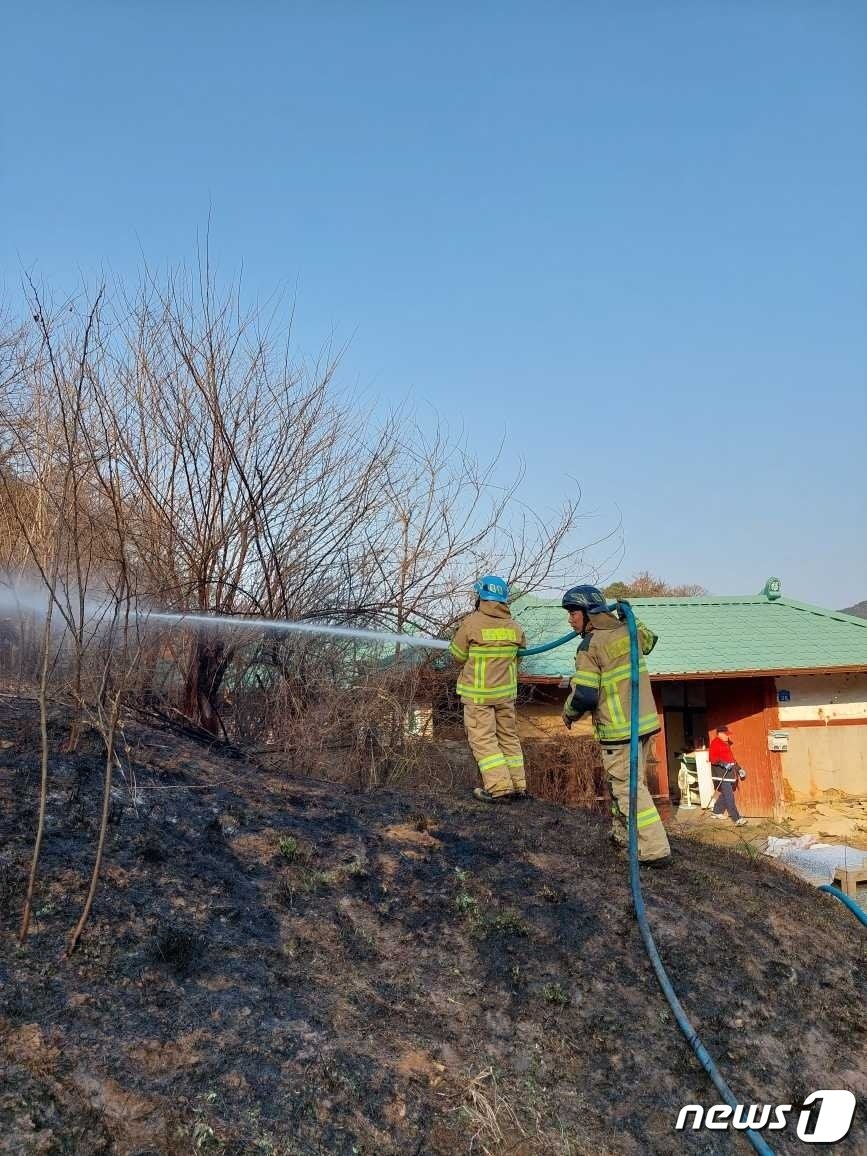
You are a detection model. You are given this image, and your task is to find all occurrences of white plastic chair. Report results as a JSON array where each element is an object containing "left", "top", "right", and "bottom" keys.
[{"left": 678, "top": 755, "right": 699, "bottom": 809}]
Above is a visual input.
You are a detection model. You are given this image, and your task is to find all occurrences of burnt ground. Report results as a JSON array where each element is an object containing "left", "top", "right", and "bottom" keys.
[{"left": 0, "top": 696, "right": 864, "bottom": 1156}]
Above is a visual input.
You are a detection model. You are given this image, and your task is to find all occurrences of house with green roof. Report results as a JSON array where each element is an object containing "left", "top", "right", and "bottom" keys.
[{"left": 511, "top": 579, "right": 867, "bottom": 815}]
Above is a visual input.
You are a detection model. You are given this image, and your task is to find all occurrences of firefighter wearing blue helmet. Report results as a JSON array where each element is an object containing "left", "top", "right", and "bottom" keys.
[
  {"left": 561, "top": 585, "right": 671, "bottom": 864},
  {"left": 450, "top": 575, "right": 528, "bottom": 803}
]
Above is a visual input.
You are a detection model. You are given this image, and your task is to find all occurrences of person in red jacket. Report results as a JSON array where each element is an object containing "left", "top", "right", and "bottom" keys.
[{"left": 709, "top": 724, "right": 747, "bottom": 825}]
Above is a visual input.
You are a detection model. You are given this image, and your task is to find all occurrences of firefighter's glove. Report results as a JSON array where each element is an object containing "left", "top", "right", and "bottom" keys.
[
  {"left": 736, "top": 764, "right": 747, "bottom": 781},
  {"left": 562, "top": 710, "right": 575, "bottom": 730}
]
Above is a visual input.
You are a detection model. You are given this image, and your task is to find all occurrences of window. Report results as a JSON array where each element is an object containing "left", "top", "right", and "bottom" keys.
[{"left": 662, "top": 680, "right": 708, "bottom": 751}]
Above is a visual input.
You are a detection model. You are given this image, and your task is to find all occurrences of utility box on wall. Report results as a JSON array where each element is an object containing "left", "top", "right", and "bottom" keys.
[{"left": 768, "top": 729, "right": 789, "bottom": 752}]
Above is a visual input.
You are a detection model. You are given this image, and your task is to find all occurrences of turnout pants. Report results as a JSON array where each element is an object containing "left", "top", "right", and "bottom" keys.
[
  {"left": 463, "top": 701, "right": 526, "bottom": 797},
  {"left": 713, "top": 781, "right": 742, "bottom": 821},
  {"left": 601, "top": 736, "right": 671, "bottom": 862}
]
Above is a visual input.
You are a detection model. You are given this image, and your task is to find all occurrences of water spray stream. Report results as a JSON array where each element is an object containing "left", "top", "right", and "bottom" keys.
[
  {"left": 0, "top": 578, "right": 451, "bottom": 650},
  {"left": 1, "top": 577, "right": 572, "bottom": 656},
  {"left": 136, "top": 609, "right": 452, "bottom": 651}
]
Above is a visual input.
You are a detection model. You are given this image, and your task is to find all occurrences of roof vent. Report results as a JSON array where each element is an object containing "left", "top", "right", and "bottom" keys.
[{"left": 761, "top": 576, "right": 782, "bottom": 601}]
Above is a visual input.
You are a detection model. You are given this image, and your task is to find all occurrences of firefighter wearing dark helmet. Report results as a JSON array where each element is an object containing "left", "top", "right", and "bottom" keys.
[{"left": 561, "top": 585, "right": 671, "bottom": 864}]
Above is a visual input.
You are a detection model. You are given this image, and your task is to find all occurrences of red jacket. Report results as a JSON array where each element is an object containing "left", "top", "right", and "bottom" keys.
[
  {"left": 709, "top": 736, "right": 740, "bottom": 783},
  {"left": 709, "top": 736, "right": 733, "bottom": 765}
]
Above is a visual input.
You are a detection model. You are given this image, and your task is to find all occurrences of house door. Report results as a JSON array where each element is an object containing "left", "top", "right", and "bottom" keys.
[
  {"left": 706, "top": 678, "right": 778, "bottom": 816},
  {"left": 660, "top": 681, "right": 708, "bottom": 800}
]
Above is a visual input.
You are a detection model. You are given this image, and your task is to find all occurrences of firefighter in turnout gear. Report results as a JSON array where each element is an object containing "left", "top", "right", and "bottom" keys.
[
  {"left": 450, "top": 575, "right": 528, "bottom": 803},
  {"left": 561, "top": 586, "right": 672, "bottom": 864}
]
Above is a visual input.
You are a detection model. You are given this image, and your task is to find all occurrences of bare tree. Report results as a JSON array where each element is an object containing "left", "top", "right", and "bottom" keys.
[
  {"left": 67, "top": 586, "right": 139, "bottom": 954},
  {"left": 0, "top": 285, "right": 101, "bottom": 939},
  {"left": 354, "top": 420, "right": 591, "bottom": 639},
  {"left": 82, "top": 266, "right": 404, "bottom": 732},
  {"left": 605, "top": 571, "right": 707, "bottom": 599},
  {"left": 0, "top": 253, "right": 604, "bottom": 804}
]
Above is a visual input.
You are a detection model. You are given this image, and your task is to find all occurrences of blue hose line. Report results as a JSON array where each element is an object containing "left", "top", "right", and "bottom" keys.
[
  {"left": 618, "top": 600, "right": 776, "bottom": 1156},
  {"left": 818, "top": 884, "right": 867, "bottom": 927},
  {"left": 517, "top": 630, "right": 577, "bottom": 657}
]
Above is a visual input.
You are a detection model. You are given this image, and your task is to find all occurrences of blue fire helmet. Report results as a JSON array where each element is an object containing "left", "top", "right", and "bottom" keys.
[
  {"left": 561, "top": 585, "right": 609, "bottom": 614},
  {"left": 473, "top": 575, "right": 510, "bottom": 604}
]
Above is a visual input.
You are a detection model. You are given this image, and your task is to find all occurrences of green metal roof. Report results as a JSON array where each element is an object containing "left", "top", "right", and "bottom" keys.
[{"left": 513, "top": 593, "right": 867, "bottom": 680}]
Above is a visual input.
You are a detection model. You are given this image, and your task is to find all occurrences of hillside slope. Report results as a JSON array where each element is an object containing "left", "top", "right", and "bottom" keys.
[{"left": 0, "top": 697, "right": 864, "bottom": 1155}]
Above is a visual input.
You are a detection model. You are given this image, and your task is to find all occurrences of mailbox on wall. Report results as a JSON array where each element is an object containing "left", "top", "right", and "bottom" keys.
[{"left": 768, "top": 730, "right": 789, "bottom": 752}]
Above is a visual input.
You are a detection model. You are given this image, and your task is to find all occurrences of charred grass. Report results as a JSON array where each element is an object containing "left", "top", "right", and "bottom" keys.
[{"left": 0, "top": 697, "right": 864, "bottom": 1155}]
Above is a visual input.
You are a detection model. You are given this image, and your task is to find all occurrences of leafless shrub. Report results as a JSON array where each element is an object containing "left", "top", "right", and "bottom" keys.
[{"left": 523, "top": 734, "right": 604, "bottom": 809}]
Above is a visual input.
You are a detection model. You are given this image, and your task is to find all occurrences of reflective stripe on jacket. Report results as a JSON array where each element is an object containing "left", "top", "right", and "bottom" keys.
[
  {"left": 564, "top": 612, "right": 660, "bottom": 743},
  {"left": 711, "top": 762, "right": 739, "bottom": 784},
  {"left": 449, "top": 601, "right": 527, "bottom": 704}
]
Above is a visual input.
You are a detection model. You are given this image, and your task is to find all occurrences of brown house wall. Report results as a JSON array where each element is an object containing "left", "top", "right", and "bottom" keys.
[
  {"left": 510, "top": 677, "right": 784, "bottom": 811},
  {"left": 703, "top": 677, "right": 781, "bottom": 816},
  {"left": 435, "top": 674, "right": 786, "bottom": 813}
]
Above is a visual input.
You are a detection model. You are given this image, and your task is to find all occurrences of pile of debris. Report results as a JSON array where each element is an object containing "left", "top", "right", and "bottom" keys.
[{"left": 784, "top": 789, "right": 867, "bottom": 848}]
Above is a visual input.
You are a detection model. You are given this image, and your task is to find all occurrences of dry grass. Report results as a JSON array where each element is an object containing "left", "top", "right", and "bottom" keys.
[
  {"left": 523, "top": 735, "right": 604, "bottom": 809},
  {"left": 457, "top": 1067, "right": 525, "bottom": 1155}
]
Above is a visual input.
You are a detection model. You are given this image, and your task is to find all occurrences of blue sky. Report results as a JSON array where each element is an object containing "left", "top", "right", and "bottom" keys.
[{"left": 2, "top": 2, "right": 865, "bottom": 607}]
